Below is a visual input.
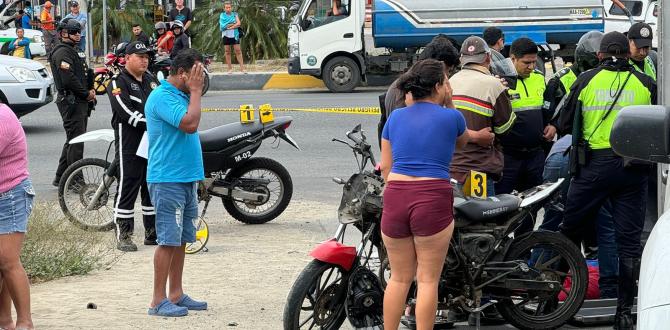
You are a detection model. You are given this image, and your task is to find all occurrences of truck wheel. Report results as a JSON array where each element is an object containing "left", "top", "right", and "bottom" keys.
[{"left": 323, "top": 56, "right": 360, "bottom": 93}]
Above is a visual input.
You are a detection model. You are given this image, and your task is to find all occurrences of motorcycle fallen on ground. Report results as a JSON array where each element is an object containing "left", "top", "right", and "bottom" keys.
[
  {"left": 58, "top": 115, "right": 299, "bottom": 237},
  {"left": 283, "top": 124, "right": 587, "bottom": 330}
]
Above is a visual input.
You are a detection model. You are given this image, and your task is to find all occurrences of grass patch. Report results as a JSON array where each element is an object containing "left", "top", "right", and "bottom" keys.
[{"left": 21, "top": 203, "right": 119, "bottom": 283}]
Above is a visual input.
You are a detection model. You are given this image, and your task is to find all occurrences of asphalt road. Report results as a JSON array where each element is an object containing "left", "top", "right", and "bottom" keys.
[
  {"left": 20, "top": 88, "right": 616, "bottom": 330},
  {"left": 22, "top": 88, "right": 385, "bottom": 203}
]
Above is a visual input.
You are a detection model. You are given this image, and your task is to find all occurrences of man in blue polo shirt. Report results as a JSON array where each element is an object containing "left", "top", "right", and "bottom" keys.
[{"left": 145, "top": 48, "right": 207, "bottom": 317}]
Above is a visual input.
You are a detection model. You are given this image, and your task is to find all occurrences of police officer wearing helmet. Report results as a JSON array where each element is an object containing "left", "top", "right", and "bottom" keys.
[
  {"left": 50, "top": 18, "right": 95, "bottom": 186},
  {"left": 108, "top": 41, "right": 159, "bottom": 251},
  {"left": 495, "top": 37, "right": 551, "bottom": 194},
  {"left": 541, "top": 30, "right": 620, "bottom": 299},
  {"left": 558, "top": 31, "right": 656, "bottom": 330},
  {"left": 628, "top": 22, "right": 657, "bottom": 81}
]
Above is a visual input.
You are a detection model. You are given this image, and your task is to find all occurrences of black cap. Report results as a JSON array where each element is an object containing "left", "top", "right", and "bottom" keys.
[
  {"left": 599, "top": 31, "right": 630, "bottom": 56},
  {"left": 125, "top": 41, "right": 151, "bottom": 55},
  {"left": 628, "top": 22, "right": 653, "bottom": 48},
  {"left": 69, "top": 0, "right": 79, "bottom": 6}
]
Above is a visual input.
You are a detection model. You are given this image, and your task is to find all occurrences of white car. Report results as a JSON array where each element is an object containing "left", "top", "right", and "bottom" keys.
[
  {"left": 0, "top": 23, "right": 47, "bottom": 57},
  {"left": 0, "top": 54, "right": 54, "bottom": 117}
]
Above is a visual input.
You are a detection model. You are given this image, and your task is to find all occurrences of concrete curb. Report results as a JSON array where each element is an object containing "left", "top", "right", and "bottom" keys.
[{"left": 209, "top": 72, "right": 396, "bottom": 91}]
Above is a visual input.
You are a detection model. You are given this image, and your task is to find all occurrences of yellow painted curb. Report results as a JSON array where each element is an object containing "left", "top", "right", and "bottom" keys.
[{"left": 262, "top": 73, "right": 325, "bottom": 90}]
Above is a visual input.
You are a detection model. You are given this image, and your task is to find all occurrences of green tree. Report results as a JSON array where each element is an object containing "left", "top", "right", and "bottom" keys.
[
  {"left": 191, "top": 0, "right": 289, "bottom": 62},
  {"left": 90, "top": 0, "right": 154, "bottom": 54}
]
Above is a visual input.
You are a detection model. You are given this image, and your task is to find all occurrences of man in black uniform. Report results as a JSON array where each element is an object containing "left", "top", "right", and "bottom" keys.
[
  {"left": 558, "top": 32, "right": 656, "bottom": 330},
  {"left": 108, "top": 41, "right": 159, "bottom": 252},
  {"left": 50, "top": 18, "right": 95, "bottom": 186}
]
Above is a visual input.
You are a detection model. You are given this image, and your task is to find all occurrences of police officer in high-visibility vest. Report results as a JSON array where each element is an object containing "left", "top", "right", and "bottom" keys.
[
  {"left": 558, "top": 31, "right": 656, "bottom": 330},
  {"left": 628, "top": 22, "right": 657, "bottom": 81},
  {"left": 495, "top": 38, "right": 554, "bottom": 194}
]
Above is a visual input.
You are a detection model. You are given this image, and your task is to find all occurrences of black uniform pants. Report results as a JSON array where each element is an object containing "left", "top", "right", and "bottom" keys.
[
  {"left": 55, "top": 100, "right": 88, "bottom": 180},
  {"left": 561, "top": 155, "right": 648, "bottom": 258},
  {"left": 113, "top": 152, "right": 156, "bottom": 240},
  {"left": 495, "top": 148, "right": 545, "bottom": 194}
]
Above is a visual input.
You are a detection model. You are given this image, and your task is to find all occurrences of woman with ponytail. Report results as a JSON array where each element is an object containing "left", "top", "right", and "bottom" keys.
[{"left": 380, "top": 59, "right": 469, "bottom": 329}]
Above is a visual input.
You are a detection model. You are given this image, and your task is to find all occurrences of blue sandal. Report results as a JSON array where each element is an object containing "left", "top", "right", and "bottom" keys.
[
  {"left": 148, "top": 298, "right": 188, "bottom": 317},
  {"left": 176, "top": 294, "right": 208, "bottom": 311}
]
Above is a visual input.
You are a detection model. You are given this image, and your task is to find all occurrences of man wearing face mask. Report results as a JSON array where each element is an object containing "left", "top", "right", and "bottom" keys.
[{"left": 108, "top": 41, "right": 159, "bottom": 252}]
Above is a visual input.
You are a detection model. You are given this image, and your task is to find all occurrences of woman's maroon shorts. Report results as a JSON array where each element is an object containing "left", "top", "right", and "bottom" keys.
[{"left": 381, "top": 179, "right": 454, "bottom": 239}]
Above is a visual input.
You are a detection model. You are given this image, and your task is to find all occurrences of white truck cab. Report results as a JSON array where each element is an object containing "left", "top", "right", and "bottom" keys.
[{"left": 288, "top": 0, "right": 366, "bottom": 92}]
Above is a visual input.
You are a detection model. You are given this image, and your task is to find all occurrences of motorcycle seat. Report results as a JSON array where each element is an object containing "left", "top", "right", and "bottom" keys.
[
  {"left": 199, "top": 121, "right": 264, "bottom": 152},
  {"left": 454, "top": 194, "right": 521, "bottom": 224}
]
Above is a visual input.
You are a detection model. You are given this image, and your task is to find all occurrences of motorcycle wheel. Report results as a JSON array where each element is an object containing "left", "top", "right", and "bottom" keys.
[
  {"left": 93, "top": 72, "right": 110, "bottom": 95},
  {"left": 202, "top": 72, "right": 210, "bottom": 96},
  {"left": 222, "top": 157, "right": 293, "bottom": 224},
  {"left": 283, "top": 260, "right": 348, "bottom": 330},
  {"left": 496, "top": 231, "right": 588, "bottom": 330},
  {"left": 58, "top": 158, "right": 117, "bottom": 231}
]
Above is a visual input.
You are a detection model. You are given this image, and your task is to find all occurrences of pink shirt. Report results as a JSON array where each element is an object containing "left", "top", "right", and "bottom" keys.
[{"left": 0, "top": 104, "right": 29, "bottom": 194}]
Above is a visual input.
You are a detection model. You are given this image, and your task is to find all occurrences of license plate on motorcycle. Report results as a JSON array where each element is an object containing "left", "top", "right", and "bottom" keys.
[
  {"left": 259, "top": 104, "right": 274, "bottom": 124},
  {"left": 465, "top": 170, "right": 487, "bottom": 199},
  {"left": 239, "top": 104, "right": 255, "bottom": 124}
]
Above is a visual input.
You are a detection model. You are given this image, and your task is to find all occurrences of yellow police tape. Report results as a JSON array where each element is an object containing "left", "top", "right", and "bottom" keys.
[{"left": 202, "top": 107, "right": 381, "bottom": 115}]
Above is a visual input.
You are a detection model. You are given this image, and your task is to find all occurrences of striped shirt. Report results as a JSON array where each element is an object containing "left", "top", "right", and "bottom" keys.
[{"left": 449, "top": 64, "right": 515, "bottom": 182}]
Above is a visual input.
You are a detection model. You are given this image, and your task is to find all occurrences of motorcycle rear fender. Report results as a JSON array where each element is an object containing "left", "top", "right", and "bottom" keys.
[
  {"left": 310, "top": 239, "right": 357, "bottom": 271},
  {"left": 69, "top": 129, "right": 115, "bottom": 144}
]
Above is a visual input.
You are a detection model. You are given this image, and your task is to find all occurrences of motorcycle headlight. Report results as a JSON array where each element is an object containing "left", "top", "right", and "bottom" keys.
[
  {"left": 33, "top": 35, "right": 43, "bottom": 43},
  {"left": 8, "top": 67, "right": 36, "bottom": 82},
  {"left": 289, "top": 43, "right": 300, "bottom": 58}
]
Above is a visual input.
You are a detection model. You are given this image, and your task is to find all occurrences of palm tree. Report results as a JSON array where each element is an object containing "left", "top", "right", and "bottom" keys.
[
  {"left": 90, "top": 0, "right": 154, "bottom": 54},
  {"left": 191, "top": 0, "right": 290, "bottom": 63}
]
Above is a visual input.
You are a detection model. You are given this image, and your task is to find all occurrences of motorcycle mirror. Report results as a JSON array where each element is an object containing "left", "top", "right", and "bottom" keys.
[
  {"left": 332, "top": 177, "right": 345, "bottom": 184},
  {"left": 352, "top": 124, "right": 361, "bottom": 134}
]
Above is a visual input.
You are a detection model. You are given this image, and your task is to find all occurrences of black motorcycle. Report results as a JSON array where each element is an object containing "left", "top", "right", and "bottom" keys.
[
  {"left": 58, "top": 116, "right": 299, "bottom": 230},
  {"left": 283, "top": 125, "right": 587, "bottom": 330}
]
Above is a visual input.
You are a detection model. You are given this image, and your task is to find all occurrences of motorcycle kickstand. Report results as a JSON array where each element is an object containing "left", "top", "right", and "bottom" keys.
[{"left": 470, "top": 300, "right": 497, "bottom": 330}]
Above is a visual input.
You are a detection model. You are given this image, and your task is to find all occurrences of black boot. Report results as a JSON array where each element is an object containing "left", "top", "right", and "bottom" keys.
[{"left": 614, "top": 257, "right": 640, "bottom": 330}]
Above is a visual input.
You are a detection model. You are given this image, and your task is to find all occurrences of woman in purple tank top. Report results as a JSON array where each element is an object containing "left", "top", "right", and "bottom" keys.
[{"left": 380, "top": 60, "right": 470, "bottom": 330}]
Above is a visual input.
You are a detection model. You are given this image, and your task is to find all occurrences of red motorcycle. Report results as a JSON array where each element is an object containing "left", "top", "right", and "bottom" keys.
[{"left": 93, "top": 47, "right": 125, "bottom": 95}]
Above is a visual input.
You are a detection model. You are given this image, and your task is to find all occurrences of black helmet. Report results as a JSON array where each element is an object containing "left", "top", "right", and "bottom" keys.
[
  {"left": 114, "top": 42, "right": 128, "bottom": 57},
  {"left": 58, "top": 18, "right": 82, "bottom": 34},
  {"left": 574, "top": 31, "right": 604, "bottom": 73},
  {"left": 154, "top": 21, "right": 167, "bottom": 31}
]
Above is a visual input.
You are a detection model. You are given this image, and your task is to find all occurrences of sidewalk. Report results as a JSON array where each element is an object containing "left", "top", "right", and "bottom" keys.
[{"left": 30, "top": 199, "right": 338, "bottom": 329}]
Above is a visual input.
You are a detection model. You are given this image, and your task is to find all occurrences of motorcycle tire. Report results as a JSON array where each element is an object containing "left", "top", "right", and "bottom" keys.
[
  {"left": 202, "top": 72, "right": 210, "bottom": 96},
  {"left": 93, "top": 72, "right": 110, "bottom": 95},
  {"left": 222, "top": 157, "right": 293, "bottom": 224},
  {"left": 58, "top": 158, "right": 116, "bottom": 232},
  {"left": 283, "top": 260, "right": 348, "bottom": 330},
  {"left": 496, "top": 231, "right": 588, "bottom": 330}
]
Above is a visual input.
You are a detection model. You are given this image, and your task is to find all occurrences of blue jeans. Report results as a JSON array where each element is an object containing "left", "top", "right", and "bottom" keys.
[
  {"left": 0, "top": 179, "right": 34, "bottom": 234},
  {"left": 148, "top": 182, "right": 198, "bottom": 247},
  {"left": 540, "top": 152, "right": 618, "bottom": 298}
]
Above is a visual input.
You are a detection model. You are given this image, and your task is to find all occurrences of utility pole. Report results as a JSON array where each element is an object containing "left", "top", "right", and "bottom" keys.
[{"left": 102, "top": 0, "right": 107, "bottom": 54}]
